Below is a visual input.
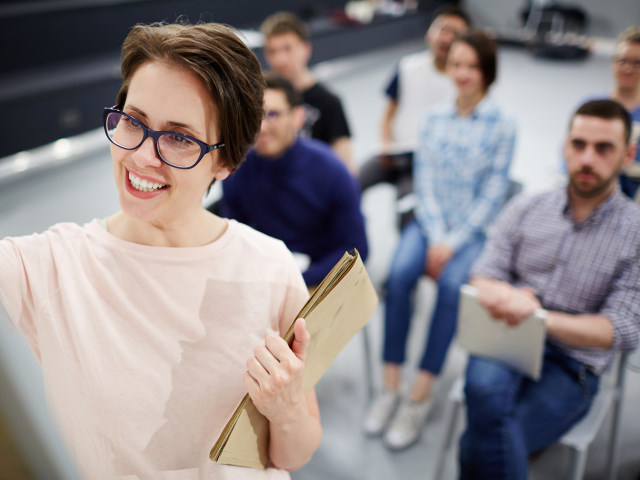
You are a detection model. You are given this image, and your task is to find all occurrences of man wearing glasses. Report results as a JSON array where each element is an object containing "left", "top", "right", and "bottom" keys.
[
  {"left": 612, "top": 27, "right": 640, "bottom": 200},
  {"left": 261, "top": 12, "right": 355, "bottom": 174},
  {"left": 220, "top": 74, "right": 368, "bottom": 287},
  {"left": 587, "top": 26, "right": 640, "bottom": 199}
]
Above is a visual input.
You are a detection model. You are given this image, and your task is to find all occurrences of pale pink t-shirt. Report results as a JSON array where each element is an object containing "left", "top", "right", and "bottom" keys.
[{"left": 0, "top": 219, "right": 309, "bottom": 480}]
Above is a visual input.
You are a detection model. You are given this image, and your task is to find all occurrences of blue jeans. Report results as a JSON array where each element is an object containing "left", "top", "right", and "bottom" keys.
[
  {"left": 459, "top": 345, "right": 600, "bottom": 480},
  {"left": 382, "top": 220, "right": 486, "bottom": 374}
]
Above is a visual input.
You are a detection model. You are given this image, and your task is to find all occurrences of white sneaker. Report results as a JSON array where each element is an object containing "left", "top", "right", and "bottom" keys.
[
  {"left": 362, "top": 389, "right": 400, "bottom": 437},
  {"left": 383, "top": 398, "right": 432, "bottom": 450}
]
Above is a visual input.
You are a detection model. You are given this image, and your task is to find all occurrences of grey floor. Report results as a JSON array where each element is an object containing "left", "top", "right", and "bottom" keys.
[{"left": 1, "top": 38, "right": 639, "bottom": 480}]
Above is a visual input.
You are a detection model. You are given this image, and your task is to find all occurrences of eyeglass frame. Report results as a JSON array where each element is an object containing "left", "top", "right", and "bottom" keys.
[
  {"left": 103, "top": 107, "right": 225, "bottom": 169},
  {"left": 612, "top": 57, "right": 640, "bottom": 70},
  {"left": 263, "top": 108, "right": 292, "bottom": 122}
]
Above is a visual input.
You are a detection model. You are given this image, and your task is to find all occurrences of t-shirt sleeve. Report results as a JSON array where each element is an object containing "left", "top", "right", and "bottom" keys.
[
  {"left": 0, "top": 234, "right": 51, "bottom": 356},
  {"left": 323, "top": 95, "right": 351, "bottom": 143},
  {"left": 599, "top": 227, "right": 640, "bottom": 352},
  {"left": 384, "top": 66, "right": 400, "bottom": 101}
]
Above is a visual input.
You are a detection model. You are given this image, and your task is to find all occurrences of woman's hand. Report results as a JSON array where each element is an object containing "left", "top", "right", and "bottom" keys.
[
  {"left": 243, "top": 318, "right": 310, "bottom": 425},
  {"left": 425, "top": 244, "right": 454, "bottom": 280}
]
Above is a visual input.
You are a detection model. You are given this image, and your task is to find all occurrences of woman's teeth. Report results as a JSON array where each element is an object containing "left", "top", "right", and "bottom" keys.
[{"left": 128, "top": 172, "right": 167, "bottom": 192}]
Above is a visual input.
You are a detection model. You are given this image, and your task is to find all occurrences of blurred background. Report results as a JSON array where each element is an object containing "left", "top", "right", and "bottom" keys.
[{"left": 1, "top": 1, "right": 639, "bottom": 479}]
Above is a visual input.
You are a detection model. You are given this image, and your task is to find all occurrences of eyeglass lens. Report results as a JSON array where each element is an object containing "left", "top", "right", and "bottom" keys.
[{"left": 105, "top": 111, "right": 202, "bottom": 167}]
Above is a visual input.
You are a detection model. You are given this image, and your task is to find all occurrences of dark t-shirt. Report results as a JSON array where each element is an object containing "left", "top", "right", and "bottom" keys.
[
  {"left": 384, "top": 66, "right": 400, "bottom": 101},
  {"left": 301, "top": 82, "right": 351, "bottom": 145}
]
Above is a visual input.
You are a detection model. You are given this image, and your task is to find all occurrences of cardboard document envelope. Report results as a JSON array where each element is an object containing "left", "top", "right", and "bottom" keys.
[{"left": 210, "top": 249, "right": 378, "bottom": 469}]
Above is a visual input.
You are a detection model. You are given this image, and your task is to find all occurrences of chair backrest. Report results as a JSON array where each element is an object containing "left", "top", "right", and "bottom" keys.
[
  {"left": 603, "top": 350, "right": 631, "bottom": 390},
  {"left": 505, "top": 178, "right": 523, "bottom": 207}
]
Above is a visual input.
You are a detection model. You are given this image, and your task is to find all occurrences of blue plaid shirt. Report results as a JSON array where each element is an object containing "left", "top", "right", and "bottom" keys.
[
  {"left": 413, "top": 98, "right": 517, "bottom": 250},
  {"left": 472, "top": 187, "right": 640, "bottom": 373}
]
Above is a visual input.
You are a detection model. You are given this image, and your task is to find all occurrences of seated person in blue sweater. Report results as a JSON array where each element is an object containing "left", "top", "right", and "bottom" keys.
[{"left": 221, "top": 73, "right": 368, "bottom": 287}]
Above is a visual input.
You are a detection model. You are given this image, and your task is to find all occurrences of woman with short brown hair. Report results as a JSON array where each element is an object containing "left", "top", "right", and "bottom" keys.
[{"left": 0, "top": 21, "right": 321, "bottom": 478}]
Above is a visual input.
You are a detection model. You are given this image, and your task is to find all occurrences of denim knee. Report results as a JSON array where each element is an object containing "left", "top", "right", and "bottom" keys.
[
  {"left": 464, "top": 358, "right": 520, "bottom": 429},
  {"left": 385, "top": 263, "right": 420, "bottom": 294},
  {"left": 436, "top": 276, "right": 460, "bottom": 306}
]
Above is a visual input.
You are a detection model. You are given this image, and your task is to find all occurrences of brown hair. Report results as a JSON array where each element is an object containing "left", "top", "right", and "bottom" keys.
[
  {"left": 116, "top": 22, "right": 265, "bottom": 173},
  {"left": 572, "top": 100, "right": 632, "bottom": 144},
  {"left": 452, "top": 29, "right": 497, "bottom": 91},
  {"left": 260, "top": 12, "right": 309, "bottom": 42},
  {"left": 263, "top": 73, "right": 303, "bottom": 108},
  {"left": 431, "top": 5, "right": 473, "bottom": 29},
  {"left": 616, "top": 26, "right": 640, "bottom": 45}
]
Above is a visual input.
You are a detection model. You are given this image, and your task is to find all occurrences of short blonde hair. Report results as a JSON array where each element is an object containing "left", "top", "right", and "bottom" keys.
[
  {"left": 616, "top": 26, "right": 640, "bottom": 45},
  {"left": 260, "top": 12, "right": 309, "bottom": 42}
]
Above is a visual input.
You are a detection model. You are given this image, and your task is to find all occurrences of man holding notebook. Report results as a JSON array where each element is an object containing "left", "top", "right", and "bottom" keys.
[{"left": 459, "top": 100, "right": 640, "bottom": 480}]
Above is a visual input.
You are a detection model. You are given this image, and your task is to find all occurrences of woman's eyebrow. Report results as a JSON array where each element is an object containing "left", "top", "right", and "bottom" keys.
[
  {"left": 127, "top": 105, "right": 201, "bottom": 134},
  {"left": 126, "top": 105, "right": 147, "bottom": 119}
]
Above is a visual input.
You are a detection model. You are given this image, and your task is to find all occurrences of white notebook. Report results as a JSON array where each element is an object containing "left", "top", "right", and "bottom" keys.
[{"left": 457, "top": 284, "right": 547, "bottom": 380}]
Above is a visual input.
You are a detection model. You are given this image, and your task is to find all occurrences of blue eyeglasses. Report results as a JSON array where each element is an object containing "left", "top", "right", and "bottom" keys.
[{"left": 103, "top": 107, "right": 225, "bottom": 169}]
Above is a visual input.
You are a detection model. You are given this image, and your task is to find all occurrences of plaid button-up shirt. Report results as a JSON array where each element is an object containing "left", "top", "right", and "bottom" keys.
[
  {"left": 414, "top": 98, "right": 517, "bottom": 250},
  {"left": 472, "top": 187, "right": 640, "bottom": 374}
]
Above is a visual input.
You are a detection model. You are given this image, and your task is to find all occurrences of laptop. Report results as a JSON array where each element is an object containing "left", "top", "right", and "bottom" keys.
[{"left": 457, "top": 284, "right": 547, "bottom": 380}]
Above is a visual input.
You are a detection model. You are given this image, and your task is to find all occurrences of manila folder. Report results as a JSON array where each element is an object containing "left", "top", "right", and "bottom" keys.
[{"left": 210, "top": 249, "right": 378, "bottom": 469}]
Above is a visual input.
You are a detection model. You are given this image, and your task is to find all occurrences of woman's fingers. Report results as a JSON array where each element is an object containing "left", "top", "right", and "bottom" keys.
[{"left": 253, "top": 344, "right": 278, "bottom": 374}]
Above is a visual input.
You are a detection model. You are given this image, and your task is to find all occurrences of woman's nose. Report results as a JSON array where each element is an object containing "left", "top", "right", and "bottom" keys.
[{"left": 131, "top": 137, "right": 163, "bottom": 168}]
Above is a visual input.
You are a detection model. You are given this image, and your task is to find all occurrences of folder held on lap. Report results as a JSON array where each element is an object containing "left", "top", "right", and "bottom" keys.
[{"left": 457, "top": 284, "right": 546, "bottom": 381}]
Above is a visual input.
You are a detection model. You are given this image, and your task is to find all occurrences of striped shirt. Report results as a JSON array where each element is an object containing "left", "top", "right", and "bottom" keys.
[
  {"left": 472, "top": 187, "right": 640, "bottom": 373},
  {"left": 413, "top": 98, "right": 517, "bottom": 250}
]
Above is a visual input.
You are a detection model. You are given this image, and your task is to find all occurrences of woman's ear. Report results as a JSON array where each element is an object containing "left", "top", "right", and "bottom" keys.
[{"left": 212, "top": 161, "right": 233, "bottom": 182}]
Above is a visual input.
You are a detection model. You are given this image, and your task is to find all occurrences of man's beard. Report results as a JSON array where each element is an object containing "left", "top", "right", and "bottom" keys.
[{"left": 568, "top": 167, "right": 618, "bottom": 199}]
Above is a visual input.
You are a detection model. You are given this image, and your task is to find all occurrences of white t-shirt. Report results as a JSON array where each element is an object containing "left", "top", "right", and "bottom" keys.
[
  {"left": 0, "top": 219, "right": 308, "bottom": 479},
  {"left": 391, "top": 51, "right": 455, "bottom": 151}
]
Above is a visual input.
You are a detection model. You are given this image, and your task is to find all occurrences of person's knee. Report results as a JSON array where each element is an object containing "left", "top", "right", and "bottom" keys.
[
  {"left": 385, "top": 264, "right": 418, "bottom": 293},
  {"left": 465, "top": 357, "right": 515, "bottom": 393},
  {"left": 437, "top": 256, "right": 475, "bottom": 301},
  {"left": 386, "top": 239, "right": 424, "bottom": 292},
  {"left": 437, "top": 275, "right": 462, "bottom": 302},
  {"left": 464, "top": 358, "right": 517, "bottom": 426}
]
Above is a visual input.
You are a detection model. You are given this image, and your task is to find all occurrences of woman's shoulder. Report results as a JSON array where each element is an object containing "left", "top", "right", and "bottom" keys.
[
  {"left": 227, "top": 220, "right": 304, "bottom": 287},
  {"left": 228, "top": 220, "right": 294, "bottom": 260},
  {"left": 478, "top": 98, "right": 513, "bottom": 119},
  {"left": 428, "top": 100, "right": 455, "bottom": 116},
  {"left": 419, "top": 100, "right": 455, "bottom": 128},
  {"left": 478, "top": 100, "right": 518, "bottom": 136},
  {"left": 3, "top": 221, "right": 92, "bottom": 249}
]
